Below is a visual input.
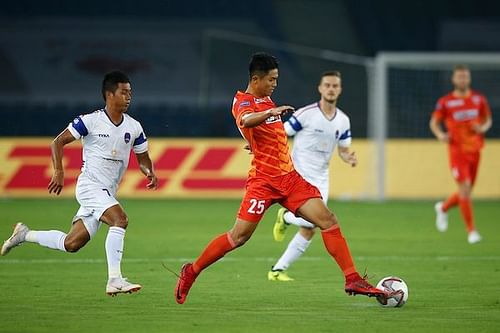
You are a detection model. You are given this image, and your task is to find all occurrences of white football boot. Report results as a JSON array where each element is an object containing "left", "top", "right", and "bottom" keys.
[
  {"left": 106, "top": 277, "right": 142, "bottom": 296},
  {"left": 434, "top": 202, "right": 448, "bottom": 232},
  {"left": 1, "top": 222, "right": 29, "bottom": 256},
  {"left": 467, "top": 230, "right": 482, "bottom": 244}
]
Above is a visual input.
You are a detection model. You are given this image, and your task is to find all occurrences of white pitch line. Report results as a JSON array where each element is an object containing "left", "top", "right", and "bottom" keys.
[{"left": 0, "top": 255, "right": 499, "bottom": 265}]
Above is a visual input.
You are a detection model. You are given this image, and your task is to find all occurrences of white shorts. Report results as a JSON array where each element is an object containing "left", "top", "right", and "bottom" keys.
[
  {"left": 299, "top": 176, "right": 329, "bottom": 228},
  {"left": 72, "top": 176, "right": 119, "bottom": 238},
  {"left": 304, "top": 177, "right": 329, "bottom": 204}
]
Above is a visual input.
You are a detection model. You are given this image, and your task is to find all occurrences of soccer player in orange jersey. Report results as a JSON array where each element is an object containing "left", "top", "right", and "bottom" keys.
[
  {"left": 430, "top": 65, "right": 492, "bottom": 244},
  {"left": 174, "top": 53, "right": 384, "bottom": 304}
]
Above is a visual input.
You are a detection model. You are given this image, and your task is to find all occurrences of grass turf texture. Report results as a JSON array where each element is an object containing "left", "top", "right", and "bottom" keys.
[{"left": 0, "top": 198, "right": 499, "bottom": 333}]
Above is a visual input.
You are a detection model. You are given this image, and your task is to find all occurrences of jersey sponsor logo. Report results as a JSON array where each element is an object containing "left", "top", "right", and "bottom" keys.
[
  {"left": 452, "top": 109, "right": 479, "bottom": 121},
  {"left": 314, "top": 129, "right": 325, "bottom": 133},
  {"left": 254, "top": 97, "right": 272, "bottom": 104},
  {"left": 446, "top": 99, "right": 465, "bottom": 108},
  {"left": 124, "top": 132, "right": 131, "bottom": 144},
  {"left": 98, "top": 134, "right": 110, "bottom": 138},
  {"left": 265, "top": 115, "right": 281, "bottom": 124}
]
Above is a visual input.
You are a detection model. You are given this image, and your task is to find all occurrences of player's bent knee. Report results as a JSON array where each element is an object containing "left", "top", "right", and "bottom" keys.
[
  {"left": 233, "top": 235, "right": 250, "bottom": 247},
  {"left": 301, "top": 227, "right": 316, "bottom": 238},
  {"left": 64, "top": 239, "right": 84, "bottom": 253},
  {"left": 229, "top": 232, "right": 252, "bottom": 247},
  {"left": 113, "top": 215, "right": 129, "bottom": 229},
  {"left": 316, "top": 211, "right": 338, "bottom": 229}
]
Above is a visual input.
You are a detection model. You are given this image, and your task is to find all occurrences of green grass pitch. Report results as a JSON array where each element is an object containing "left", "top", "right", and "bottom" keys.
[{"left": 0, "top": 198, "right": 499, "bottom": 333}]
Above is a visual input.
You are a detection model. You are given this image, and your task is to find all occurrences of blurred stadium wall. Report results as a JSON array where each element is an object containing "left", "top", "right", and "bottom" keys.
[{"left": 0, "top": 0, "right": 498, "bottom": 199}]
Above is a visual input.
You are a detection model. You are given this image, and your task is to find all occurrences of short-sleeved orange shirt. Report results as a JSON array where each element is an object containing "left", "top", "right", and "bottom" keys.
[
  {"left": 232, "top": 91, "right": 294, "bottom": 177},
  {"left": 432, "top": 90, "right": 491, "bottom": 153}
]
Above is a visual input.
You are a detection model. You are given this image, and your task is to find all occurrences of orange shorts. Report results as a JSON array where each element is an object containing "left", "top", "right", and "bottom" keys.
[
  {"left": 449, "top": 150, "right": 480, "bottom": 184},
  {"left": 237, "top": 170, "right": 322, "bottom": 223}
]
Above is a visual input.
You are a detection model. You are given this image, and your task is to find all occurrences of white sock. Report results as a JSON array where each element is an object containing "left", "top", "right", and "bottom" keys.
[
  {"left": 105, "top": 226, "right": 125, "bottom": 279},
  {"left": 25, "top": 230, "right": 67, "bottom": 252},
  {"left": 284, "top": 211, "right": 315, "bottom": 228},
  {"left": 273, "top": 232, "right": 312, "bottom": 271}
]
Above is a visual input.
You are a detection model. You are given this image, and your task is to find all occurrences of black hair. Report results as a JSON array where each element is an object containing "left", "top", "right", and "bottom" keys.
[
  {"left": 101, "top": 71, "right": 130, "bottom": 101},
  {"left": 248, "top": 52, "right": 279, "bottom": 79}
]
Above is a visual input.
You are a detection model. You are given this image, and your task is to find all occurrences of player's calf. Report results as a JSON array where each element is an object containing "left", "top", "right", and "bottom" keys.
[{"left": 63, "top": 239, "right": 85, "bottom": 253}]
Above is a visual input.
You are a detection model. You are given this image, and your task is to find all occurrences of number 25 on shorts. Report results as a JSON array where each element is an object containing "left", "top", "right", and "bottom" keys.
[{"left": 247, "top": 199, "right": 265, "bottom": 214}]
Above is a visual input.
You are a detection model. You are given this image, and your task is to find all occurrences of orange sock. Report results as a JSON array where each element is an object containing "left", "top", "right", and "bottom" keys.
[
  {"left": 192, "top": 232, "right": 236, "bottom": 274},
  {"left": 458, "top": 197, "right": 475, "bottom": 233},
  {"left": 442, "top": 193, "right": 459, "bottom": 212},
  {"left": 321, "top": 224, "right": 357, "bottom": 278}
]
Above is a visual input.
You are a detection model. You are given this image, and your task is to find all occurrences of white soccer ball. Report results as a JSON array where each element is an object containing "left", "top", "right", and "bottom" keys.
[{"left": 376, "top": 276, "right": 409, "bottom": 308}]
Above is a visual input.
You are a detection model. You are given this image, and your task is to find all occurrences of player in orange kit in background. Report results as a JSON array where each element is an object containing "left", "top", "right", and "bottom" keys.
[
  {"left": 174, "top": 52, "right": 384, "bottom": 304},
  {"left": 430, "top": 65, "right": 492, "bottom": 244}
]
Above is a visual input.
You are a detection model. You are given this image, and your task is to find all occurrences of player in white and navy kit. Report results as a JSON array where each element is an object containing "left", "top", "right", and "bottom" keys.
[
  {"left": 268, "top": 71, "right": 358, "bottom": 281},
  {"left": 1, "top": 71, "right": 158, "bottom": 295}
]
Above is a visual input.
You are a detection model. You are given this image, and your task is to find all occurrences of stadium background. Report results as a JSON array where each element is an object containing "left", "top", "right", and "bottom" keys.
[
  {"left": 0, "top": 0, "right": 499, "bottom": 200},
  {"left": 1, "top": 2, "right": 500, "bottom": 333}
]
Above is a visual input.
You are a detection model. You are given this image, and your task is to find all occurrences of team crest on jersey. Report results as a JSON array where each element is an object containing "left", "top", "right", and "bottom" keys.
[
  {"left": 472, "top": 95, "right": 481, "bottom": 105},
  {"left": 335, "top": 130, "right": 339, "bottom": 139},
  {"left": 124, "top": 132, "right": 131, "bottom": 143}
]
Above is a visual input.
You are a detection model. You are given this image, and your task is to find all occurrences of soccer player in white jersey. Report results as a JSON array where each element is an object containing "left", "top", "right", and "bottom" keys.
[
  {"left": 1, "top": 71, "right": 158, "bottom": 295},
  {"left": 269, "top": 71, "right": 357, "bottom": 281}
]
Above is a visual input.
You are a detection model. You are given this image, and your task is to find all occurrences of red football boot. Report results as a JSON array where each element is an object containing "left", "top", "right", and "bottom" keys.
[
  {"left": 345, "top": 273, "right": 385, "bottom": 297},
  {"left": 174, "top": 263, "right": 198, "bottom": 304}
]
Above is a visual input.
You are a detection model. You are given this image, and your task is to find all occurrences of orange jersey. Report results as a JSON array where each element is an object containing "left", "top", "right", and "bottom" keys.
[
  {"left": 432, "top": 90, "right": 491, "bottom": 153},
  {"left": 232, "top": 91, "right": 294, "bottom": 177}
]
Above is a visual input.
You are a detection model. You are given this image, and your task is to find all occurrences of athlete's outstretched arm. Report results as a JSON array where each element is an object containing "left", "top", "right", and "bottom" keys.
[
  {"left": 48, "top": 129, "right": 77, "bottom": 195},
  {"left": 429, "top": 116, "right": 448, "bottom": 142},
  {"left": 338, "top": 147, "right": 357, "bottom": 167},
  {"left": 135, "top": 151, "right": 158, "bottom": 190},
  {"left": 241, "top": 105, "right": 294, "bottom": 128}
]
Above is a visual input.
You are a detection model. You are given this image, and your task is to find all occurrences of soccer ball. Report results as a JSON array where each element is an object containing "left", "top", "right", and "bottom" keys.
[{"left": 376, "top": 276, "right": 409, "bottom": 308}]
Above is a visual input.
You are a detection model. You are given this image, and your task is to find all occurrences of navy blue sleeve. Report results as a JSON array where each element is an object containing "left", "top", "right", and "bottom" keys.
[
  {"left": 287, "top": 115, "right": 303, "bottom": 132},
  {"left": 71, "top": 116, "right": 89, "bottom": 137},
  {"left": 133, "top": 132, "right": 147, "bottom": 146}
]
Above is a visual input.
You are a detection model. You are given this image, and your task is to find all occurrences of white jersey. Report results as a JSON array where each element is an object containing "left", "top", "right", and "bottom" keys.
[
  {"left": 284, "top": 102, "right": 351, "bottom": 184},
  {"left": 67, "top": 108, "right": 148, "bottom": 194}
]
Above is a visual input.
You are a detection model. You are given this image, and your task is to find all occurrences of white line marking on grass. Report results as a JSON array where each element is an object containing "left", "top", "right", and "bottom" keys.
[{"left": 0, "top": 256, "right": 499, "bottom": 264}]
